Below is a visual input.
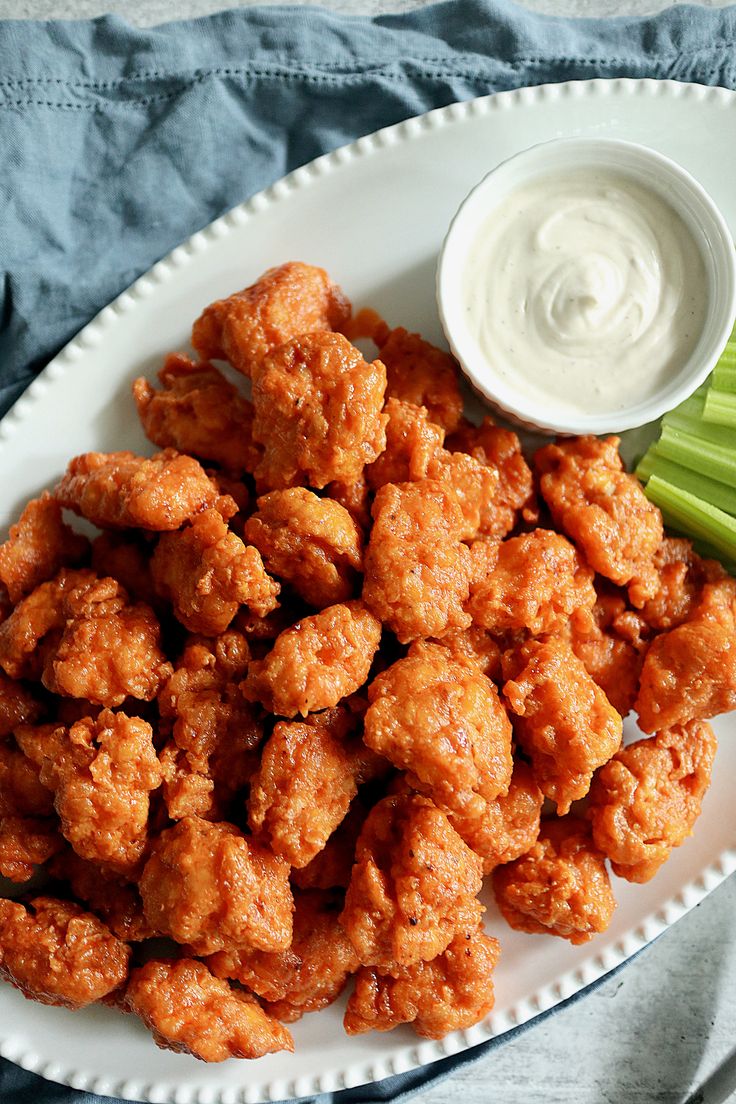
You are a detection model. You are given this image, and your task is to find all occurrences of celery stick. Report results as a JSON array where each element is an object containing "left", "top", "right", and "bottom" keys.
[
  {"left": 703, "top": 388, "right": 736, "bottom": 429},
  {"left": 644, "top": 476, "right": 736, "bottom": 566},
  {"left": 636, "top": 447, "right": 736, "bottom": 516},
  {"left": 712, "top": 364, "right": 736, "bottom": 393},
  {"left": 662, "top": 404, "right": 736, "bottom": 449},
  {"left": 657, "top": 425, "right": 736, "bottom": 487}
]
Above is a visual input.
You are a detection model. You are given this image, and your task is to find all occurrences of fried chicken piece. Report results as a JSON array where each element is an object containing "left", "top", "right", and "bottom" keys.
[
  {"left": 133, "top": 353, "right": 260, "bottom": 473},
  {"left": 365, "top": 399, "right": 445, "bottom": 491},
  {"left": 448, "top": 761, "right": 544, "bottom": 874},
  {"left": 55, "top": 448, "right": 218, "bottom": 531},
  {"left": 588, "top": 720, "right": 717, "bottom": 883},
  {"left": 535, "top": 436, "right": 663, "bottom": 605},
  {"left": 635, "top": 592, "right": 736, "bottom": 732},
  {"left": 209, "top": 889, "right": 359, "bottom": 1023},
  {"left": 0, "top": 737, "right": 54, "bottom": 816},
  {"left": 252, "top": 332, "right": 387, "bottom": 491},
  {"left": 503, "top": 637, "right": 623, "bottom": 814},
  {"left": 0, "top": 815, "right": 62, "bottom": 881},
  {"left": 344, "top": 924, "right": 500, "bottom": 1038},
  {"left": 91, "top": 531, "right": 158, "bottom": 607},
  {"left": 325, "top": 471, "right": 372, "bottom": 532},
  {"left": 291, "top": 796, "right": 369, "bottom": 891},
  {"left": 0, "top": 492, "right": 88, "bottom": 604},
  {"left": 244, "top": 488, "right": 363, "bottom": 607},
  {"left": 0, "top": 567, "right": 96, "bottom": 681},
  {"left": 139, "top": 816, "right": 293, "bottom": 955},
  {"left": 0, "top": 672, "right": 43, "bottom": 738},
  {"left": 243, "top": 600, "right": 381, "bottom": 718},
  {"left": 41, "top": 577, "right": 172, "bottom": 707},
  {"left": 125, "top": 958, "right": 293, "bottom": 1062},
  {"left": 363, "top": 480, "right": 473, "bottom": 644},
  {"left": 48, "top": 849, "right": 155, "bottom": 941},
  {"left": 446, "top": 417, "right": 538, "bottom": 538},
  {"left": 639, "top": 538, "right": 735, "bottom": 632},
  {"left": 376, "top": 327, "right": 463, "bottom": 433},
  {"left": 468, "top": 530, "right": 596, "bottom": 637},
  {"left": 158, "top": 633, "right": 261, "bottom": 818},
  {"left": 247, "top": 710, "right": 382, "bottom": 867},
  {"left": 340, "top": 794, "right": 484, "bottom": 969},
  {"left": 151, "top": 508, "right": 279, "bottom": 635},
  {"left": 565, "top": 596, "right": 646, "bottom": 718},
  {"left": 17, "top": 710, "right": 162, "bottom": 875},
  {"left": 0, "top": 896, "right": 130, "bottom": 1008},
  {"left": 493, "top": 817, "right": 615, "bottom": 944},
  {"left": 364, "top": 642, "right": 513, "bottom": 816},
  {"left": 192, "top": 261, "right": 351, "bottom": 376},
  {"left": 430, "top": 625, "right": 503, "bottom": 682}
]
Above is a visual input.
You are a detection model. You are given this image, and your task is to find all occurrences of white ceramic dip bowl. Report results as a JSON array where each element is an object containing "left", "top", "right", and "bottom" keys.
[{"left": 436, "top": 137, "right": 736, "bottom": 435}]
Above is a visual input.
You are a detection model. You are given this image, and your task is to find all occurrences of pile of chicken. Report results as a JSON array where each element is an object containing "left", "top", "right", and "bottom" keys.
[{"left": 0, "top": 262, "right": 735, "bottom": 1064}]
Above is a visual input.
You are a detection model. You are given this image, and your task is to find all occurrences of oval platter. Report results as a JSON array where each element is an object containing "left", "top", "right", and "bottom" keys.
[{"left": 0, "top": 77, "right": 735, "bottom": 1104}]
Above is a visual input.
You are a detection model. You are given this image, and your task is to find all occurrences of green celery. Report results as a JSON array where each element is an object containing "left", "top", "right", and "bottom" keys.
[
  {"left": 703, "top": 387, "right": 736, "bottom": 429},
  {"left": 662, "top": 402, "right": 735, "bottom": 449},
  {"left": 713, "top": 364, "right": 736, "bottom": 392},
  {"left": 644, "top": 475, "right": 736, "bottom": 567},
  {"left": 636, "top": 447, "right": 736, "bottom": 516},
  {"left": 657, "top": 424, "right": 736, "bottom": 488}
]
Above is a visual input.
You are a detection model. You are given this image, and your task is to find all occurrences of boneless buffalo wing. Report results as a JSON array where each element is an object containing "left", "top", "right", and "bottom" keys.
[{"left": 0, "top": 259, "right": 731, "bottom": 1061}]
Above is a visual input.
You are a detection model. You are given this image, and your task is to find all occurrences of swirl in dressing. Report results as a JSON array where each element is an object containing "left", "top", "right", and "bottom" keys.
[{"left": 463, "top": 170, "right": 707, "bottom": 416}]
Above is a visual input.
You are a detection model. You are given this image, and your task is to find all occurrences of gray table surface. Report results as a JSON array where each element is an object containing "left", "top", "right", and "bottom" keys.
[{"left": 2, "top": 0, "right": 736, "bottom": 1101}]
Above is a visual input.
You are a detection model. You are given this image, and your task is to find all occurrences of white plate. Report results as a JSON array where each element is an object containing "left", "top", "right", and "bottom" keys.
[{"left": 1, "top": 77, "right": 735, "bottom": 1104}]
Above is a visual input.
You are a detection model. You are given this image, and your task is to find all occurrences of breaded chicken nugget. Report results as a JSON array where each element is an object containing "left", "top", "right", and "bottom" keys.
[
  {"left": 139, "top": 816, "right": 293, "bottom": 955},
  {"left": 0, "top": 672, "right": 43, "bottom": 738},
  {"left": 340, "top": 794, "right": 483, "bottom": 969},
  {"left": 365, "top": 399, "right": 445, "bottom": 490},
  {"left": 291, "top": 796, "right": 369, "bottom": 891},
  {"left": 535, "top": 436, "right": 663, "bottom": 605},
  {"left": 503, "top": 637, "right": 623, "bottom": 814},
  {"left": 152, "top": 508, "right": 279, "bottom": 635},
  {"left": 431, "top": 625, "right": 503, "bottom": 682},
  {"left": 364, "top": 641, "right": 513, "bottom": 815},
  {"left": 49, "top": 849, "right": 156, "bottom": 942},
  {"left": 0, "top": 492, "right": 88, "bottom": 604},
  {"left": 468, "top": 530, "right": 596, "bottom": 637},
  {"left": 589, "top": 720, "right": 716, "bottom": 883},
  {"left": 565, "top": 597, "right": 646, "bottom": 718},
  {"left": 192, "top": 261, "right": 351, "bottom": 376},
  {"left": 344, "top": 924, "right": 500, "bottom": 1038},
  {"left": 363, "top": 481, "right": 473, "bottom": 643},
  {"left": 0, "top": 896, "right": 130, "bottom": 1008},
  {"left": 243, "top": 600, "right": 381, "bottom": 718},
  {"left": 17, "top": 710, "right": 162, "bottom": 875},
  {"left": 252, "top": 332, "right": 387, "bottom": 491},
  {"left": 55, "top": 448, "right": 218, "bottom": 531},
  {"left": 0, "top": 737, "right": 54, "bottom": 816},
  {"left": 639, "top": 538, "right": 736, "bottom": 632},
  {"left": 125, "top": 959, "right": 293, "bottom": 1062},
  {"left": 248, "top": 709, "right": 382, "bottom": 868},
  {"left": 209, "top": 889, "right": 359, "bottom": 1023},
  {"left": 636, "top": 589, "right": 736, "bottom": 732},
  {"left": 91, "top": 532, "right": 158, "bottom": 607},
  {"left": 447, "top": 761, "right": 544, "bottom": 874},
  {"left": 376, "top": 327, "right": 463, "bottom": 433},
  {"left": 133, "top": 354, "right": 260, "bottom": 473},
  {"left": 244, "top": 488, "right": 363, "bottom": 607},
  {"left": 41, "top": 577, "right": 172, "bottom": 706},
  {"left": 446, "top": 417, "right": 538, "bottom": 538},
  {"left": 493, "top": 817, "right": 615, "bottom": 944},
  {"left": 0, "top": 816, "right": 62, "bottom": 882},
  {"left": 325, "top": 472, "right": 372, "bottom": 533},
  {"left": 0, "top": 568, "right": 97, "bottom": 681},
  {"left": 157, "top": 632, "right": 259, "bottom": 822}
]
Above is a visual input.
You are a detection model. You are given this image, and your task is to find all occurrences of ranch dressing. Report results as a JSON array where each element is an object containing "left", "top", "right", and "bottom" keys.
[{"left": 463, "top": 168, "right": 707, "bottom": 416}]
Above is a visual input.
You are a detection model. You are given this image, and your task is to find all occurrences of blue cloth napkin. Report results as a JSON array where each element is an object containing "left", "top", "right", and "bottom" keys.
[{"left": 0, "top": 0, "right": 731, "bottom": 1099}]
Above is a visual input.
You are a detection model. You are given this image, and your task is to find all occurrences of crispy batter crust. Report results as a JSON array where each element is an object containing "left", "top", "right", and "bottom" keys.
[{"left": 0, "top": 492, "right": 88, "bottom": 604}]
